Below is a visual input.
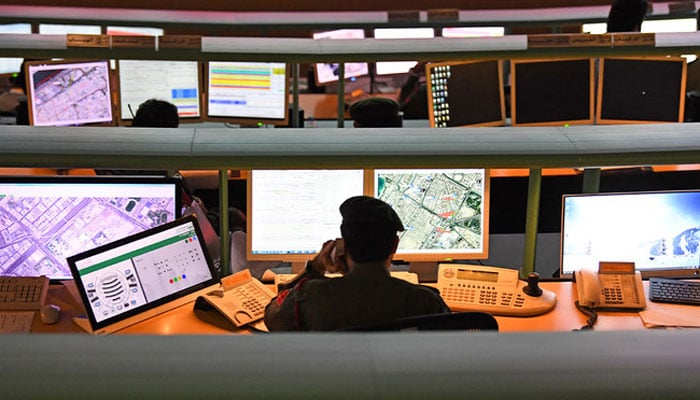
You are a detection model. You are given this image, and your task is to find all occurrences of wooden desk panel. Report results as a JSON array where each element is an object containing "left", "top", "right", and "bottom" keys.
[{"left": 35, "top": 280, "right": 695, "bottom": 334}]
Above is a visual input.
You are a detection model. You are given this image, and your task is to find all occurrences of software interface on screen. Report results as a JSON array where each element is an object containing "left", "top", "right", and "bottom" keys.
[
  {"left": 0, "top": 178, "right": 181, "bottom": 280},
  {"left": 373, "top": 169, "right": 489, "bottom": 260},
  {"left": 511, "top": 58, "right": 594, "bottom": 126},
  {"left": 70, "top": 218, "right": 214, "bottom": 326},
  {"left": 312, "top": 29, "right": 369, "bottom": 85},
  {"left": 248, "top": 170, "right": 365, "bottom": 260},
  {"left": 597, "top": 57, "right": 686, "bottom": 124},
  {"left": 373, "top": 28, "right": 435, "bottom": 75},
  {"left": 428, "top": 60, "right": 505, "bottom": 127},
  {"left": 27, "top": 60, "right": 113, "bottom": 126},
  {"left": 561, "top": 191, "right": 700, "bottom": 277},
  {"left": 206, "top": 61, "right": 288, "bottom": 122},
  {"left": 118, "top": 60, "right": 201, "bottom": 120}
]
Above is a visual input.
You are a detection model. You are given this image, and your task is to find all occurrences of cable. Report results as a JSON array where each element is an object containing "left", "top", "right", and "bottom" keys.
[{"left": 572, "top": 300, "right": 598, "bottom": 331}]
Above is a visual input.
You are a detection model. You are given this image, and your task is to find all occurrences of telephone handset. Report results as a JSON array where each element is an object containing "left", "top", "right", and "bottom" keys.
[
  {"left": 196, "top": 269, "right": 275, "bottom": 327},
  {"left": 574, "top": 262, "right": 646, "bottom": 310},
  {"left": 436, "top": 264, "right": 557, "bottom": 316}
]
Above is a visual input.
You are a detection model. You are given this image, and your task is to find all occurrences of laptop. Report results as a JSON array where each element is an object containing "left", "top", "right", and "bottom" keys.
[{"left": 67, "top": 215, "right": 220, "bottom": 335}]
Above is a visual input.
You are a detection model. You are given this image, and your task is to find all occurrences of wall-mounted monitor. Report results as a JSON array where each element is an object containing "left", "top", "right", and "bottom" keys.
[
  {"left": 25, "top": 59, "right": 114, "bottom": 127},
  {"left": 511, "top": 58, "right": 594, "bottom": 127},
  {"left": 560, "top": 190, "right": 700, "bottom": 279},
  {"left": 373, "top": 27, "right": 435, "bottom": 76},
  {"left": 0, "top": 176, "right": 182, "bottom": 280},
  {"left": 0, "top": 23, "right": 31, "bottom": 75},
  {"left": 641, "top": 18, "right": 697, "bottom": 33},
  {"left": 247, "top": 169, "right": 366, "bottom": 262},
  {"left": 106, "top": 26, "right": 164, "bottom": 36},
  {"left": 596, "top": 57, "right": 686, "bottom": 124},
  {"left": 312, "top": 29, "right": 369, "bottom": 86},
  {"left": 369, "top": 168, "right": 489, "bottom": 261},
  {"left": 205, "top": 61, "right": 289, "bottom": 126},
  {"left": 38, "top": 24, "right": 101, "bottom": 35},
  {"left": 427, "top": 60, "right": 505, "bottom": 127},
  {"left": 116, "top": 60, "right": 202, "bottom": 123},
  {"left": 441, "top": 27, "right": 505, "bottom": 38}
]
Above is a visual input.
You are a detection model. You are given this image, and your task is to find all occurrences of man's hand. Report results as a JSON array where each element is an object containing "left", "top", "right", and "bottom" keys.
[{"left": 310, "top": 239, "right": 348, "bottom": 275}]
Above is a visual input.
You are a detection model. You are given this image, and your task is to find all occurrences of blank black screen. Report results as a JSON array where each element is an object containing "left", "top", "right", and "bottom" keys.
[
  {"left": 513, "top": 59, "right": 592, "bottom": 125},
  {"left": 599, "top": 58, "right": 684, "bottom": 123},
  {"left": 430, "top": 60, "right": 503, "bottom": 127}
]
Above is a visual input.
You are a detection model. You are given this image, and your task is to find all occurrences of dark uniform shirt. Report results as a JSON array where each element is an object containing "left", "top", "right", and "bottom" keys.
[{"left": 264, "top": 263, "right": 450, "bottom": 331}]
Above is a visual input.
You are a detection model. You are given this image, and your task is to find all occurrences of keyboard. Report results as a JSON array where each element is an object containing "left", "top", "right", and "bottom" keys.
[
  {"left": 0, "top": 276, "right": 49, "bottom": 310},
  {"left": 649, "top": 277, "right": 700, "bottom": 306}
]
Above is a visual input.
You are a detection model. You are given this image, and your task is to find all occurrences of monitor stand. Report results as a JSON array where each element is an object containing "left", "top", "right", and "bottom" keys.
[{"left": 408, "top": 262, "right": 440, "bottom": 283}]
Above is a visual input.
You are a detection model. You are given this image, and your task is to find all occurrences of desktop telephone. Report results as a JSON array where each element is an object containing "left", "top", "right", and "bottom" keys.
[
  {"left": 574, "top": 262, "right": 646, "bottom": 310},
  {"left": 436, "top": 264, "right": 557, "bottom": 316},
  {"left": 196, "top": 269, "right": 275, "bottom": 327}
]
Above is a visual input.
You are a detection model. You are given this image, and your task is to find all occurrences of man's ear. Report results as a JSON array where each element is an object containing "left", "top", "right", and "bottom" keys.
[{"left": 391, "top": 236, "right": 399, "bottom": 254}]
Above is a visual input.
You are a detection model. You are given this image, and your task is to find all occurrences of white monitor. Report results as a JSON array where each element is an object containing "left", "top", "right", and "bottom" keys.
[
  {"left": 247, "top": 169, "right": 365, "bottom": 262},
  {"left": 441, "top": 27, "right": 505, "bottom": 38},
  {"left": 38, "top": 24, "right": 101, "bottom": 35},
  {"left": 373, "top": 28, "right": 435, "bottom": 76},
  {"left": 106, "top": 26, "right": 164, "bottom": 36}
]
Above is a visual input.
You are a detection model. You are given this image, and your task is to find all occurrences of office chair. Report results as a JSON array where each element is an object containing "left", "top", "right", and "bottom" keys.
[{"left": 339, "top": 312, "right": 498, "bottom": 332}]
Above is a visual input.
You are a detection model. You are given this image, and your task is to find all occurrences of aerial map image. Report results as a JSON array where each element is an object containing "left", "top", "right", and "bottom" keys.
[
  {"left": 375, "top": 169, "right": 486, "bottom": 255},
  {"left": 0, "top": 195, "right": 177, "bottom": 279}
]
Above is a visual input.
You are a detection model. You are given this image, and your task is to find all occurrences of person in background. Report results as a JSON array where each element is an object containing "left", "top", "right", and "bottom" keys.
[
  {"left": 398, "top": 61, "right": 428, "bottom": 120},
  {"left": 348, "top": 97, "right": 402, "bottom": 127},
  {"left": 264, "top": 195, "right": 450, "bottom": 331},
  {"left": 606, "top": 0, "right": 648, "bottom": 33},
  {"left": 131, "top": 98, "right": 179, "bottom": 128}
]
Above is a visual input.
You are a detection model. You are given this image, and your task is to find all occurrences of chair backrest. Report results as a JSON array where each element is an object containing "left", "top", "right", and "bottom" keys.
[{"left": 340, "top": 312, "right": 498, "bottom": 332}]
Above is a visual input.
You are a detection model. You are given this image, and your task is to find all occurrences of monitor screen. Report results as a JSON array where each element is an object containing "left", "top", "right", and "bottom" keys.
[
  {"left": 205, "top": 61, "right": 288, "bottom": 125},
  {"left": 0, "top": 23, "right": 31, "bottom": 75},
  {"left": 312, "top": 29, "right": 369, "bottom": 85},
  {"left": 511, "top": 58, "right": 594, "bottom": 126},
  {"left": 117, "top": 60, "right": 202, "bottom": 122},
  {"left": 596, "top": 57, "right": 686, "bottom": 124},
  {"left": 106, "top": 26, "right": 164, "bottom": 36},
  {"left": 441, "top": 27, "right": 505, "bottom": 38},
  {"left": 0, "top": 176, "right": 182, "bottom": 280},
  {"left": 370, "top": 168, "right": 489, "bottom": 261},
  {"left": 247, "top": 169, "right": 365, "bottom": 262},
  {"left": 427, "top": 60, "right": 505, "bottom": 127},
  {"left": 38, "top": 24, "right": 101, "bottom": 35},
  {"left": 560, "top": 190, "right": 700, "bottom": 278},
  {"left": 26, "top": 59, "right": 114, "bottom": 127},
  {"left": 373, "top": 28, "right": 435, "bottom": 76},
  {"left": 67, "top": 215, "right": 218, "bottom": 334}
]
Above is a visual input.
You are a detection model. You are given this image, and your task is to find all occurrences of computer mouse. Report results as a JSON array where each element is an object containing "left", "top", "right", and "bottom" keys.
[{"left": 40, "top": 304, "right": 61, "bottom": 325}]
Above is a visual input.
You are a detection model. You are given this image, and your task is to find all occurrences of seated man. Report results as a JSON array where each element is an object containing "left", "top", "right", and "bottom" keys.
[
  {"left": 264, "top": 195, "right": 450, "bottom": 331},
  {"left": 348, "top": 97, "right": 402, "bottom": 127}
]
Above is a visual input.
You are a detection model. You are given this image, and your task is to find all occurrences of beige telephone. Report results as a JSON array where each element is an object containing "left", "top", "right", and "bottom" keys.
[
  {"left": 574, "top": 262, "right": 646, "bottom": 310},
  {"left": 197, "top": 269, "right": 275, "bottom": 327}
]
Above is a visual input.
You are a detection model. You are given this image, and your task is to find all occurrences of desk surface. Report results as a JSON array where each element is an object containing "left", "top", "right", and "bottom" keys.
[{"left": 28, "top": 279, "right": 700, "bottom": 335}]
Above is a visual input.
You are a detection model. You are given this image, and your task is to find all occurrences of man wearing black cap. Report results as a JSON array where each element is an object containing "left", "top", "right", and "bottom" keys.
[
  {"left": 264, "top": 195, "right": 449, "bottom": 331},
  {"left": 348, "top": 97, "right": 403, "bottom": 127}
]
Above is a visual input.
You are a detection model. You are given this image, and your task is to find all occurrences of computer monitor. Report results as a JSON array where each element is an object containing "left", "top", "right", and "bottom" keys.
[
  {"left": 205, "top": 61, "right": 289, "bottom": 126},
  {"left": 116, "top": 60, "right": 202, "bottom": 123},
  {"left": 67, "top": 215, "right": 219, "bottom": 335},
  {"left": 511, "top": 58, "right": 595, "bottom": 127},
  {"left": 427, "top": 60, "right": 505, "bottom": 127},
  {"left": 0, "top": 23, "right": 31, "bottom": 75},
  {"left": 373, "top": 28, "right": 435, "bottom": 76},
  {"left": 25, "top": 59, "right": 114, "bottom": 127},
  {"left": 441, "top": 27, "right": 505, "bottom": 38},
  {"left": 247, "top": 169, "right": 365, "bottom": 262},
  {"left": 312, "top": 29, "right": 369, "bottom": 85},
  {"left": 596, "top": 57, "right": 686, "bottom": 124},
  {"left": 560, "top": 190, "right": 700, "bottom": 279},
  {"left": 369, "top": 168, "right": 489, "bottom": 261},
  {"left": 106, "top": 26, "right": 164, "bottom": 36},
  {"left": 0, "top": 176, "right": 182, "bottom": 280}
]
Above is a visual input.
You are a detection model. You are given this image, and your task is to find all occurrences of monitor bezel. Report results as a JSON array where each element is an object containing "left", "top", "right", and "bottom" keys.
[
  {"left": 0, "top": 175, "right": 183, "bottom": 280},
  {"left": 595, "top": 56, "right": 687, "bottom": 125},
  {"left": 366, "top": 168, "right": 490, "bottom": 262},
  {"left": 114, "top": 59, "right": 204, "bottom": 125},
  {"left": 25, "top": 59, "right": 116, "bottom": 127},
  {"left": 510, "top": 57, "right": 595, "bottom": 127},
  {"left": 67, "top": 214, "right": 219, "bottom": 333},
  {"left": 559, "top": 190, "right": 700, "bottom": 280},
  {"left": 204, "top": 61, "right": 290, "bottom": 127},
  {"left": 426, "top": 59, "right": 506, "bottom": 128}
]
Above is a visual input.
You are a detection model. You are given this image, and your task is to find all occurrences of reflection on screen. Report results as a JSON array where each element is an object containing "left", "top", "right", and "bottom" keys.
[
  {"left": 0, "top": 178, "right": 181, "bottom": 279},
  {"left": 374, "top": 169, "right": 488, "bottom": 260},
  {"left": 561, "top": 191, "right": 700, "bottom": 276},
  {"left": 249, "top": 170, "right": 364, "bottom": 260},
  {"left": 313, "top": 29, "right": 369, "bottom": 85},
  {"left": 206, "top": 61, "right": 287, "bottom": 121},
  {"left": 118, "top": 60, "right": 201, "bottom": 120},
  {"left": 27, "top": 60, "right": 113, "bottom": 126},
  {"left": 373, "top": 28, "right": 435, "bottom": 75}
]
